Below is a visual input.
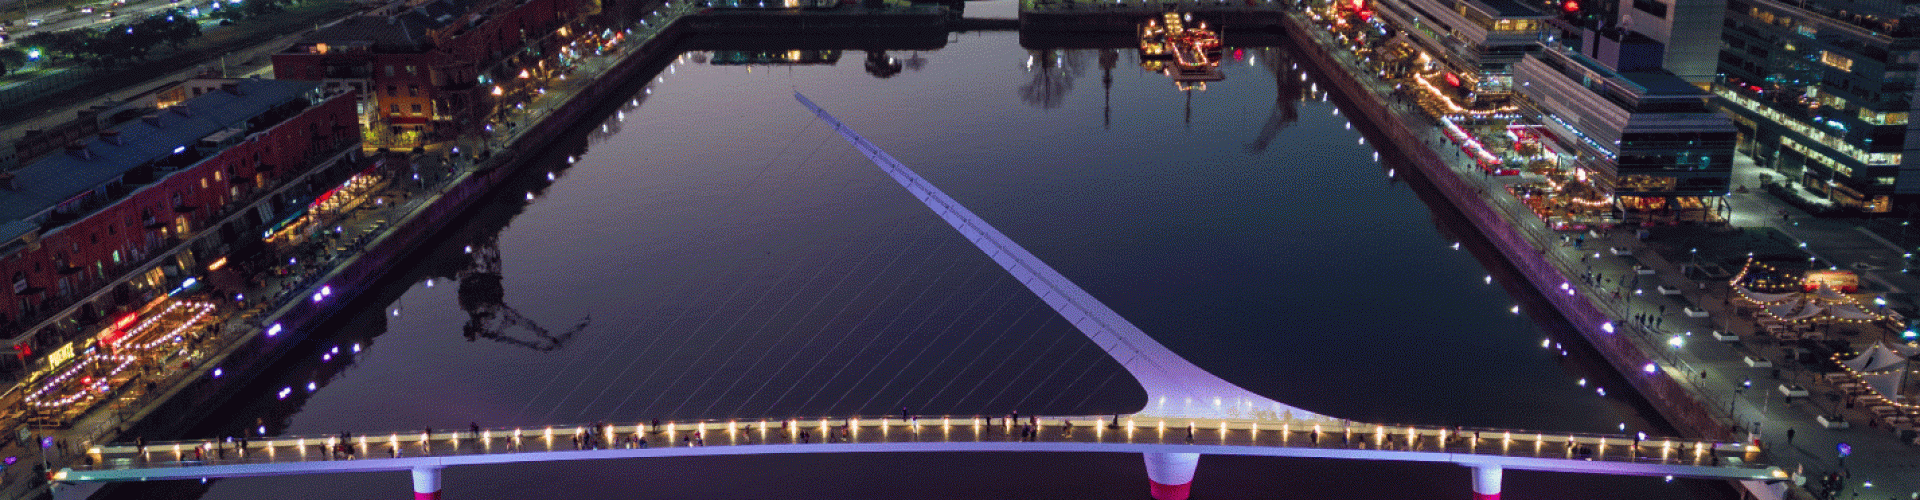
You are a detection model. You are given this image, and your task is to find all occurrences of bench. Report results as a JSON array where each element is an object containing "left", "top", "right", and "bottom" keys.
[{"left": 1684, "top": 307, "right": 1710, "bottom": 318}]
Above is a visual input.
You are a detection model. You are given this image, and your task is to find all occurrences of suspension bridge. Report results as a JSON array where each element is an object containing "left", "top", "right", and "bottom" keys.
[{"left": 52, "top": 94, "right": 1787, "bottom": 500}]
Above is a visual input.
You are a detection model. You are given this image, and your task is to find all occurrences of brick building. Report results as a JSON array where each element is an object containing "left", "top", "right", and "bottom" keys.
[
  {"left": 0, "top": 79, "right": 359, "bottom": 372},
  {"left": 272, "top": 0, "right": 597, "bottom": 149}
]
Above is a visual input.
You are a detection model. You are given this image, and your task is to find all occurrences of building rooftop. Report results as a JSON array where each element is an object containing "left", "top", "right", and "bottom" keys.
[
  {"left": 0, "top": 79, "right": 321, "bottom": 245},
  {"left": 1619, "top": 70, "right": 1704, "bottom": 97},
  {"left": 297, "top": 0, "right": 478, "bottom": 52},
  {"left": 1477, "top": 0, "right": 1547, "bottom": 18}
]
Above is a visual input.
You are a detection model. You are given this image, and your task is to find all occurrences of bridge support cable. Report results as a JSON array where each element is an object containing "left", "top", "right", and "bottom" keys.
[
  {"left": 1144, "top": 452, "right": 1201, "bottom": 500},
  {"left": 852, "top": 271, "right": 1011, "bottom": 413},
  {"left": 1470, "top": 464, "right": 1502, "bottom": 500},
  {"left": 517, "top": 116, "right": 839, "bottom": 423},
  {"left": 784, "top": 233, "right": 962, "bottom": 414},
  {"left": 793, "top": 92, "right": 1319, "bottom": 420},
  {"left": 916, "top": 302, "right": 1044, "bottom": 412},
  {"left": 820, "top": 261, "right": 993, "bottom": 414},
  {"left": 751, "top": 226, "right": 947, "bottom": 415},
  {"left": 723, "top": 220, "right": 936, "bottom": 417},
  {"left": 947, "top": 309, "right": 1071, "bottom": 411},
  {"left": 642, "top": 228, "right": 937, "bottom": 419},
  {"left": 638, "top": 130, "right": 940, "bottom": 420},
  {"left": 694, "top": 229, "right": 901, "bottom": 418}
]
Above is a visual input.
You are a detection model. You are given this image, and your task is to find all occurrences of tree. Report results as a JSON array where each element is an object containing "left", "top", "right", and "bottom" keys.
[{"left": 0, "top": 48, "right": 24, "bottom": 75}]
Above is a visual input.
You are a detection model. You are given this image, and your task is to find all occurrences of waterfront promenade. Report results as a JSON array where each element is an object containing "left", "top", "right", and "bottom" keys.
[
  {"left": 0, "top": 3, "right": 699, "bottom": 499},
  {"left": 1282, "top": 8, "right": 1920, "bottom": 499},
  {"left": 8, "top": 5, "right": 1918, "bottom": 500}
]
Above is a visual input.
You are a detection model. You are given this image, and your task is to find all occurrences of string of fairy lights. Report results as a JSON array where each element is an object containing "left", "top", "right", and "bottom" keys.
[
  {"left": 115, "top": 301, "right": 216, "bottom": 352},
  {"left": 1828, "top": 349, "right": 1920, "bottom": 410},
  {"left": 25, "top": 354, "right": 139, "bottom": 408},
  {"left": 24, "top": 300, "right": 219, "bottom": 410},
  {"left": 1730, "top": 258, "right": 1892, "bottom": 325}
]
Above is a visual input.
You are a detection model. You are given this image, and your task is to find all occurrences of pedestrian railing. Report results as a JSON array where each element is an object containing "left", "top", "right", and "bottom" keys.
[{"left": 71, "top": 416, "right": 1777, "bottom": 476}]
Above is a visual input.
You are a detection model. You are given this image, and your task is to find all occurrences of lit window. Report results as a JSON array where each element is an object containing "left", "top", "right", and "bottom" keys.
[{"left": 1821, "top": 51, "right": 1854, "bottom": 71}]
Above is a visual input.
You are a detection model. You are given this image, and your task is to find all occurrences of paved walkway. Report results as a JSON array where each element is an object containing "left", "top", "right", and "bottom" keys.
[
  {"left": 1283, "top": 12, "right": 1920, "bottom": 499},
  {"left": 63, "top": 416, "right": 1780, "bottom": 484},
  {"left": 2, "top": 5, "right": 697, "bottom": 499}
]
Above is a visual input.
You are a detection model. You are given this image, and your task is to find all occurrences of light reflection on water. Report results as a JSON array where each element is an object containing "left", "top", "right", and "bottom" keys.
[{"left": 174, "top": 31, "right": 1722, "bottom": 500}]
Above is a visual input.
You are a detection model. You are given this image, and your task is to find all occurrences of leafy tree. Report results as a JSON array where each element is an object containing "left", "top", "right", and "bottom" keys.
[{"left": 0, "top": 48, "right": 26, "bottom": 74}]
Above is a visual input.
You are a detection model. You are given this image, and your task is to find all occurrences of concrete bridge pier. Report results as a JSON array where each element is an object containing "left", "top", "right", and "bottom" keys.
[
  {"left": 1143, "top": 452, "right": 1200, "bottom": 500},
  {"left": 1470, "top": 464, "right": 1501, "bottom": 500},
  {"left": 412, "top": 466, "right": 443, "bottom": 500}
]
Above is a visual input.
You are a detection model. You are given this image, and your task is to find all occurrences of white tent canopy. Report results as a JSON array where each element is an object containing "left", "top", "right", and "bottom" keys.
[
  {"left": 1863, "top": 369, "right": 1906, "bottom": 400},
  {"left": 1767, "top": 299, "right": 1825, "bottom": 321},
  {"left": 1846, "top": 343, "right": 1912, "bottom": 373},
  {"left": 1738, "top": 286, "right": 1797, "bottom": 303},
  {"left": 1831, "top": 304, "right": 1881, "bottom": 321}
]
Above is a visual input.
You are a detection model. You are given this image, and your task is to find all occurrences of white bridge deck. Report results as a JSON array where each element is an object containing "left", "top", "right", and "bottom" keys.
[{"left": 62, "top": 416, "right": 1782, "bottom": 483}]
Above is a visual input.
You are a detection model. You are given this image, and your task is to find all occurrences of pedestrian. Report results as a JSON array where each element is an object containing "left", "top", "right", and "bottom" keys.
[
  {"left": 901, "top": 406, "right": 910, "bottom": 420},
  {"left": 1659, "top": 305, "right": 1667, "bottom": 315},
  {"left": 1786, "top": 427, "right": 1795, "bottom": 445},
  {"left": 470, "top": 422, "right": 482, "bottom": 438},
  {"left": 653, "top": 418, "right": 661, "bottom": 433}
]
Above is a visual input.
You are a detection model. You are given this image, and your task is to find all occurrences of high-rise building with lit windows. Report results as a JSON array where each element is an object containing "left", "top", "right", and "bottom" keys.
[{"left": 1712, "top": 0, "right": 1920, "bottom": 213}]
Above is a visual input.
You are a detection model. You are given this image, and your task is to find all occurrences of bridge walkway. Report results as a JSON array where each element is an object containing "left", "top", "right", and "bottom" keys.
[{"left": 64, "top": 415, "right": 1780, "bottom": 483}]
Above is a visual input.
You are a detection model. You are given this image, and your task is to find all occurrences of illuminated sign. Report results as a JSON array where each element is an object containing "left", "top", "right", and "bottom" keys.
[
  {"left": 1445, "top": 73, "right": 1461, "bottom": 87},
  {"left": 113, "top": 313, "right": 138, "bottom": 331},
  {"left": 46, "top": 343, "right": 74, "bottom": 368}
]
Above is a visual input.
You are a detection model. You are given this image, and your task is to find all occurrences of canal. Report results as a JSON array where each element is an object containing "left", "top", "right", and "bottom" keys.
[{"left": 114, "top": 19, "right": 1729, "bottom": 500}]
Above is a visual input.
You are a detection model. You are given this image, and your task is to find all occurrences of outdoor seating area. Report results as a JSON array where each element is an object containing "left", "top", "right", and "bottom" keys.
[{"left": 1707, "top": 258, "right": 1920, "bottom": 441}]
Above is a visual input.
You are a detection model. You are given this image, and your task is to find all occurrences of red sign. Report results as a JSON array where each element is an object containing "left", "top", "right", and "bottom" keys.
[
  {"left": 113, "top": 313, "right": 138, "bottom": 331},
  {"left": 1562, "top": 0, "right": 1578, "bottom": 11},
  {"left": 1445, "top": 73, "right": 1461, "bottom": 87}
]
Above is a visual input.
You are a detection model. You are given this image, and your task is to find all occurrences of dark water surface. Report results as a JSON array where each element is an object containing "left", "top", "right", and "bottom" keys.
[{"left": 154, "top": 27, "right": 1724, "bottom": 500}]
